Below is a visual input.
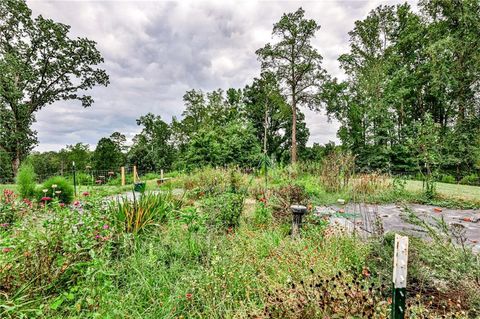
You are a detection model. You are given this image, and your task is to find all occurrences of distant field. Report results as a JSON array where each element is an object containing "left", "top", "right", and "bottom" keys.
[{"left": 403, "top": 180, "right": 480, "bottom": 202}]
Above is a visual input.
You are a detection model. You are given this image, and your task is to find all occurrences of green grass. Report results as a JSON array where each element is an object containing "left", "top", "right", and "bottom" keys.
[
  {"left": 403, "top": 179, "right": 480, "bottom": 202},
  {"left": 2, "top": 168, "right": 479, "bottom": 318}
]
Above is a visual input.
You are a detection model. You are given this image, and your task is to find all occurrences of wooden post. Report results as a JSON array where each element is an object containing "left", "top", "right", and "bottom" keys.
[
  {"left": 121, "top": 167, "right": 125, "bottom": 186},
  {"left": 133, "top": 165, "right": 137, "bottom": 184},
  {"left": 391, "top": 234, "right": 409, "bottom": 319},
  {"left": 161, "top": 169, "right": 164, "bottom": 180}
]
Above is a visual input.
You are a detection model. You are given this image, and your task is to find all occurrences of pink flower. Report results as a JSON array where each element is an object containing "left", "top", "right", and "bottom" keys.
[
  {"left": 74, "top": 201, "right": 81, "bottom": 206},
  {"left": 186, "top": 293, "right": 193, "bottom": 300},
  {"left": 95, "top": 235, "right": 101, "bottom": 239},
  {"left": 103, "top": 224, "right": 109, "bottom": 230},
  {"left": 2, "top": 247, "right": 12, "bottom": 253},
  {"left": 0, "top": 223, "right": 9, "bottom": 228},
  {"left": 82, "top": 191, "right": 90, "bottom": 197},
  {"left": 41, "top": 197, "right": 52, "bottom": 201},
  {"left": 59, "top": 203, "right": 65, "bottom": 207}
]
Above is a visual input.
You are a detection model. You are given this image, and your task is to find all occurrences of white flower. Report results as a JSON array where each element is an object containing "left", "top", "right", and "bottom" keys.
[
  {"left": 42, "top": 189, "right": 48, "bottom": 193},
  {"left": 51, "top": 184, "right": 58, "bottom": 189}
]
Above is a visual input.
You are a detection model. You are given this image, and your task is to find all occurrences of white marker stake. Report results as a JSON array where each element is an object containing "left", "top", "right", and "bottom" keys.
[{"left": 391, "top": 234, "right": 409, "bottom": 319}]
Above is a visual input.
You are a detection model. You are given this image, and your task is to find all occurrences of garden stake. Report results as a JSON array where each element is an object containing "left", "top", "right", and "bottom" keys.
[
  {"left": 391, "top": 234, "right": 409, "bottom": 319},
  {"left": 291, "top": 205, "right": 307, "bottom": 239},
  {"left": 72, "top": 161, "right": 77, "bottom": 197}
]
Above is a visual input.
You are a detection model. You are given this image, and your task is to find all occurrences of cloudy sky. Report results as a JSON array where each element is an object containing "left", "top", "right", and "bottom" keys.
[{"left": 27, "top": 0, "right": 413, "bottom": 151}]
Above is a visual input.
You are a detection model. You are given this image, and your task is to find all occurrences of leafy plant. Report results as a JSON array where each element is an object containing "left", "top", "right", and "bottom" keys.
[
  {"left": 16, "top": 162, "right": 37, "bottom": 199},
  {"left": 38, "top": 176, "right": 74, "bottom": 204},
  {"left": 201, "top": 193, "right": 244, "bottom": 229},
  {"left": 460, "top": 173, "right": 479, "bottom": 186},
  {"left": 0, "top": 189, "right": 19, "bottom": 225},
  {"left": 253, "top": 200, "right": 272, "bottom": 226},
  {"left": 109, "top": 192, "right": 176, "bottom": 233}
]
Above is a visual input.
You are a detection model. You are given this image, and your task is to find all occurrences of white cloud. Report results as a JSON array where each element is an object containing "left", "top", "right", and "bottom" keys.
[{"left": 27, "top": 0, "right": 414, "bottom": 151}]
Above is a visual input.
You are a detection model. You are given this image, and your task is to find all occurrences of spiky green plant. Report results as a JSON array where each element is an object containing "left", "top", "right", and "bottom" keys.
[{"left": 109, "top": 192, "right": 178, "bottom": 233}]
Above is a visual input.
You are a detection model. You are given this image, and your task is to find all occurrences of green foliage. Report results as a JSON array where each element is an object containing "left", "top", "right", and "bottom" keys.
[
  {"left": 201, "top": 193, "right": 244, "bottom": 229},
  {"left": 128, "top": 114, "right": 174, "bottom": 172},
  {"left": 253, "top": 201, "right": 272, "bottom": 226},
  {"left": 324, "top": 1, "right": 480, "bottom": 178},
  {"left": 256, "top": 8, "right": 327, "bottom": 163},
  {"left": 38, "top": 176, "right": 74, "bottom": 204},
  {"left": 16, "top": 161, "right": 36, "bottom": 199},
  {"left": 439, "top": 174, "right": 456, "bottom": 184},
  {"left": 0, "top": 0, "right": 108, "bottom": 174},
  {"left": 92, "top": 137, "right": 124, "bottom": 170},
  {"left": 109, "top": 192, "right": 178, "bottom": 233},
  {"left": 460, "top": 173, "right": 479, "bottom": 186},
  {"left": 0, "top": 197, "right": 114, "bottom": 317},
  {"left": 181, "top": 120, "right": 261, "bottom": 169}
]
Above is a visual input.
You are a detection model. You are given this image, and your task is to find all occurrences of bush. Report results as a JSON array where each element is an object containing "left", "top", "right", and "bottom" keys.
[
  {"left": 253, "top": 201, "right": 272, "bottom": 225},
  {"left": 38, "top": 176, "right": 74, "bottom": 204},
  {"left": 201, "top": 193, "right": 244, "bottom": 229},
  {"left": 439, "top": 174, "right": 456, "bottom": 184},
  {"left": 460, "top": 173, "right": 479, "bottom": 186},
  {"left": 16, "top": 162, "right": 37, "bottom": 199}
]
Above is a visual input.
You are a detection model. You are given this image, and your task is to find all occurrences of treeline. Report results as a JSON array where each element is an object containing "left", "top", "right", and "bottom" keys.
[
  {"left": 1, "top": 86, "right": 335, "bottom": 181},
  {"left": 1, "top": 0, "right": 479, "bottom": 184},
  {"left": 324, "top": 1, "right": 480, "bottom": 180}
]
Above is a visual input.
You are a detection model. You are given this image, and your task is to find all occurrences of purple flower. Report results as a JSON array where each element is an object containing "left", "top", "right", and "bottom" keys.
[{"left": 103, "top": 224, "right": 109, "bottom": 230}]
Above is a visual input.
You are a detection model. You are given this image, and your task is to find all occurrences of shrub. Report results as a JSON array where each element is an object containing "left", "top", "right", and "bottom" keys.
[
  {"left": 16, "top": 162, "right": 37, "bottom": 199},
  {"left": 253, "top": 201, "right": 272, "bottom": 225},
  {"left": 201, "top": 193, "right": 244, "bottom": 229},
  {"left": 109, "top": 192, "right": 177, "bottom": 233},
  {"left": 439, "top": 174, "right": 456, "bottom": 184},
  {"left": 38, "top": 176, "right": 74, "bottom": 204},
  {"left": 460, "top": 173, "right": 479, "bottom": 186}
]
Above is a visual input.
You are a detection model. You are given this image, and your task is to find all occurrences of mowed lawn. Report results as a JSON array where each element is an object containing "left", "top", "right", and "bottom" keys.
[{"left": 404, "top": 179, "right": 480, "bottom": 202}]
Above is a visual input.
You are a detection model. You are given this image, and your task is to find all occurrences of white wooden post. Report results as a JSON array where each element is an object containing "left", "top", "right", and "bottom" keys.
[
  {"left": 161, "top": 169, "right": 164, "bottom": 180},
  {"left": 391, "top": 234, "right": 409, "bottom": 319}
]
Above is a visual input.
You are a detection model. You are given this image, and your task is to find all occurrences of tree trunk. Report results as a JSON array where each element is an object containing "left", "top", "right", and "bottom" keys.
[
  {"left": 12, "top": 151, "right": 20, "bottom": 177},
  {"left": 291, "top": 93, "right": 297, "bottom": 164}
]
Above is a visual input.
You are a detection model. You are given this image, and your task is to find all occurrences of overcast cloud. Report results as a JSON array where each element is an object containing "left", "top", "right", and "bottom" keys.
[{"left": 27, "top": 0, "right": 413, "bottom": 151}]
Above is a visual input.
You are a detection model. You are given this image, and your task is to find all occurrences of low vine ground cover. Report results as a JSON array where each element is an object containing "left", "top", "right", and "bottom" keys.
[{"left": 1, "top": 167, "right": 479, "bottom": 318}]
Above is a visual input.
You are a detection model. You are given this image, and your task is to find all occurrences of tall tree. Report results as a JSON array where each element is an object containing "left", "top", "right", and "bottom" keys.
[
  {"left": 92, "top": 137, "right": 123, "bottom": 171},
  {"left": 0, "top": 0, "right": 109, "bottom": 174},
  {"left": 256, "top": 7, "right": 327, "bottom": 163},
  {"left": 128, "top": 113, "right": 174, "bottom": 171}
]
